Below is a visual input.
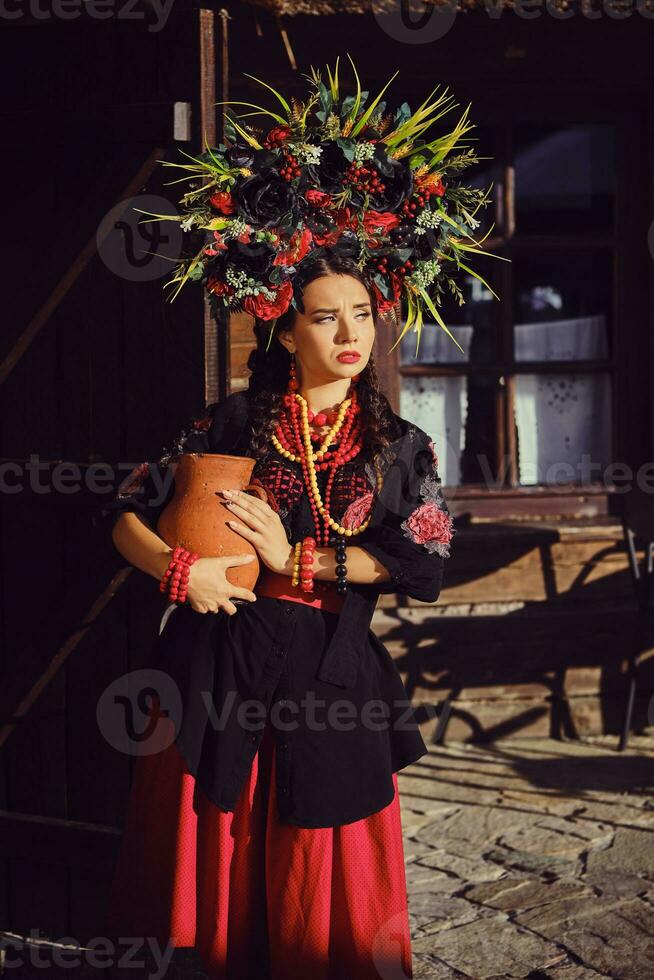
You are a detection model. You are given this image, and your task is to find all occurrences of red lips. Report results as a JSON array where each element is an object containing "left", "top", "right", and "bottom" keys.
[{"left": 336, "top": 352, "right": 361, "bottom": 363}]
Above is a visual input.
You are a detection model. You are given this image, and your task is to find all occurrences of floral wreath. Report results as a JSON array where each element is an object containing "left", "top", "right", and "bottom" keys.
[{"left": 144, "top": 54, "right": 500, "bottom": 355}]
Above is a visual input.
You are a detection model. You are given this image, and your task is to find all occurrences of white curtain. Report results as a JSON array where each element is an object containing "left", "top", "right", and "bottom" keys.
[
  {"left": 513, "top": 315, "right": 611, "bottom": 485},
  {"left": 514, "top": 314, "right": 608, "bottom": 362},
  {"left": 399, "top": 376, "right": 468, "bottom": 487},
  {"left": 399, "top": 324, "right": 472, "bottom": 486}
]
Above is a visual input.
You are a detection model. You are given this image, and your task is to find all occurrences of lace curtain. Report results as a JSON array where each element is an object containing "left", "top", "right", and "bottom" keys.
[
  {"left": 398, "top": 317, "right": 611, "bottom": 487},
  {"left": 513, "top": 315, "right": 611, "bottom": 485}
]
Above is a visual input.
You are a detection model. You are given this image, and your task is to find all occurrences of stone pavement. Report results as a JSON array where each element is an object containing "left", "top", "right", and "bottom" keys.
[{"left": 399, "top": 733, "right": 654, "bottom": 980}]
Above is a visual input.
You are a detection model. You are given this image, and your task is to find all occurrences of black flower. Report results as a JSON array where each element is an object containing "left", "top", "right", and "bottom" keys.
[
  {"left": 226, "top": 239, "right": 276, "bottom": 277},
  {"left": 388, "top": 222, "right": 438, "bottom": 263},
  {"left": 372, "top": 147, "right": 413, "bottom": 211},
  {"left": 234, "top": 172, "right": 299, "bottom": 229},
  {"left": 306, "top": 142, "right": 349, "bottom": 193},
  {"left": 226, "top": 143, "right": 255, "bottom": 169}
]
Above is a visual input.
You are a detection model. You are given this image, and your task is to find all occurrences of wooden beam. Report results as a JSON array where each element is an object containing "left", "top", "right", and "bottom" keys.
[
  {"left": 0, "top": 810, "right": 120, "bottom": 869},
  {"left": 0, "top": 568, "right": 132, "bottom": 751},
  {"left": 200, "top": 8, "right": 224, "bottom": 406}
]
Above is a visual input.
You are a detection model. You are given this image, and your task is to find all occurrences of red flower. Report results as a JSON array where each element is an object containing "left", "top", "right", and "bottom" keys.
[
  {"left": 362, "top": 210, "right": 401, "bottom": 236},
  {"left": 273, "top": 227, "right": 313, "bottom": 266},
  {"left": 371, "top": 273, "right": 401, "bottom": 315},
  {"left": 205, "top": 231, "right": 228, "bottom": 256},
  {"left": 243, "top": 280, "right": 293, "bottom": 320},
  {"left": 305, "top": 189, "right": 332, "bottom": 207},
  {"left": 209, "top": 191, "right": 236, "bottom": 214},
  {"left": 264, "top": 126, "right": 292, "bottom": 148},
  {"left": 341, "top": 491, "right": 375, "bottom": 531},
  {"left": 312, "top": 207, "right": 357, "bottom": 247},
  {"left": 405, "top": 502, "right": 453, "bottom": 547},
  {"left": 415, "top": 173, "right": 446, "bottom": 198},
  {"left": 206, "top": 277, "right": 233, "bottom": 297}
]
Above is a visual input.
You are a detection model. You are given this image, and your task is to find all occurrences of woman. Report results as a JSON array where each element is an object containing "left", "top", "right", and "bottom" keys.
[{"left": 102, "top": 252, "right": 454, "bottom": 980}]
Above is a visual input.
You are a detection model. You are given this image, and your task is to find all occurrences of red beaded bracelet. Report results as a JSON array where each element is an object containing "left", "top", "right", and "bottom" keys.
[
  {"left": 299, "top": 536, "right": 316, "bottom": 593},
  {"left": 159, "top": 545, "right": 200, "bottom": 604}
]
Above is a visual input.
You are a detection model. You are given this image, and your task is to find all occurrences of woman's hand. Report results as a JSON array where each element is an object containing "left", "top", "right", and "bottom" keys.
[
  {"left": 186, "top": 554, "right": 258, "bottom": 616},
  {"left": 219, "top": 488, "right": 293, "bottom": 575}
]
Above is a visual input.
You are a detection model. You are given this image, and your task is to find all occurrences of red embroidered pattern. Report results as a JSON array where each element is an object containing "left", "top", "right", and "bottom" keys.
[
  {"left": 250, "top": 457, "right": 306, "bottom": 517},
  {"left": 250, "top": 456, "right": 373, "bottom": 524}
]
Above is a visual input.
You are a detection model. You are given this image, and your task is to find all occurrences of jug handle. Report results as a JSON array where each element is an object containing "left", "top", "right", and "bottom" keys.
[{"left": 244, "top": 483, "right": 269, "bottom": 504}]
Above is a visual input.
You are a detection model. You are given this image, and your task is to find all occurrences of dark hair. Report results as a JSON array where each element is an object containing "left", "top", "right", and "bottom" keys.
[{"left": 245, "top": 253, "right": 400, "bottom": 460}]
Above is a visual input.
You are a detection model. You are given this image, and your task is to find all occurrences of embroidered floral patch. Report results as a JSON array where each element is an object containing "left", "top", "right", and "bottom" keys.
[
  {"left": 402, "top": 501, "right": 454, "bottom": 557},
  {"left": 341, "top": 491, "right": 375, "bottom": 530},
  {"left": 401, "top": 431, "right": 455, "bottom": 558}
]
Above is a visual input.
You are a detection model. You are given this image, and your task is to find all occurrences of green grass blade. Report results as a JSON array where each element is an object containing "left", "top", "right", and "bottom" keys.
[
  {"left": 417, "top": 286, "right": 465, "bottom": 354},
  {"left": 326, "top": 56, "right": 340, "bottom": 101},
  {"left": 351, "top": 69, "right": 399, "bottom": 137},
  {"left": 214, "top": 100, "right": 287, "bottom": 126},
  {"left": 345, "top": 53, "right": 362, "bottom": 129},
  {"left": 242, "top": 72, "right": 291, "bottom": 120},
  {"left": 388, "top": 291, "right": 417, "bottom": 352},
  {"left": 454, "top": 258, "right": 502, "bottom": 301}
]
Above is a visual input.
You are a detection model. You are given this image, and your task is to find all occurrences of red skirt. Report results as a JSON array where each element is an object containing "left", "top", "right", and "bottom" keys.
[{"left": 106, "top": 718, "right": 413, "bottom": 980}]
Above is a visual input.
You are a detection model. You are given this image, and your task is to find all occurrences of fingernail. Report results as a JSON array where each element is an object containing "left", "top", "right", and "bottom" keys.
[{"left": 221, "top": 489, "right": 233, "bottom": 497}]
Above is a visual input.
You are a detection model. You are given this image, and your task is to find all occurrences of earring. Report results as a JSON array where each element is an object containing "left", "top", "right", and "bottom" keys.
[{"left": 287, "top": 353, "right": 299, "bottom": 392}]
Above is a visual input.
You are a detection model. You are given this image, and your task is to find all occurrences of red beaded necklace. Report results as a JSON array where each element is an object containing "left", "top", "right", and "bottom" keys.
[{"left": 271, "top": 361, "right": 366, "bottom": 546}]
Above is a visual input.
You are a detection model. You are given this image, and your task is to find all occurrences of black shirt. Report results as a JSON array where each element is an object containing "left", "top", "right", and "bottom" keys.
[{"left": 101, "top": 391, "right": 454, "bottom": 828}]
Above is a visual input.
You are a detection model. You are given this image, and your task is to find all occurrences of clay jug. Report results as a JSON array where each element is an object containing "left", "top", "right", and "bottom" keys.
[{"left": 156, "top": 453, "right": 268, "bottom": 591}]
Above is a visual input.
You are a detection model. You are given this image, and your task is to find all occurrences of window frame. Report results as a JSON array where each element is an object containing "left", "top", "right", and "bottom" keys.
[{"left": 384, "top": 95, "right": 649, "bottom": 518}]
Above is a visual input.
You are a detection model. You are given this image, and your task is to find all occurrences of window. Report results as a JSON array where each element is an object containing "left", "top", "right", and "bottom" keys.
[{"left": 397, "top": 117, "right": 618, "bottom": 502}]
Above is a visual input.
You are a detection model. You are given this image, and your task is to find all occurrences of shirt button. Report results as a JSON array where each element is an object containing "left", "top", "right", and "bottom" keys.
[
  {"left": 249, "top": 734, "right": 258, "bottom": 743},
  {"left": 280, "top": 786, "right": 288, "bottom": 795},
  {"left": 284, "top": 605, "right": 294, "bottom": 616},
  {"left": 279, "top": 742, "right": 288, "bottom": 751}
]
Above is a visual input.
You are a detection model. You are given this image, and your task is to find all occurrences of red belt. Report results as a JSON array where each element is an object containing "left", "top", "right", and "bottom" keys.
[{"left": 255, "top": 568, "right": 345, "bottom": 614}]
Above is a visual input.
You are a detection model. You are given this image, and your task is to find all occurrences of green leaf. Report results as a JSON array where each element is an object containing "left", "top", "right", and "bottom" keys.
[
  {"left": 336, "top": 137, "right": 356, "bottom": 161},
  {"left": 318, "top": 81, "right": 332, "bottom": 118}
]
